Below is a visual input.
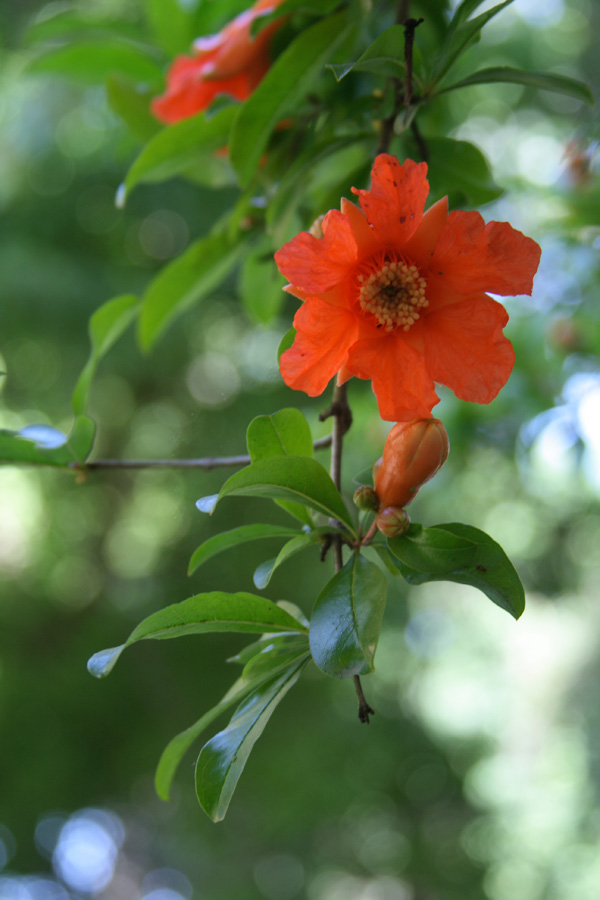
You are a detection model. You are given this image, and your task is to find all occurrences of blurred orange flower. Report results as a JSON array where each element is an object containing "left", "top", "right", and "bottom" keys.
[
  {"left": 275, "top": 154, "right": 542, "bottom": 421},
  {"left": 152, "top": 0, "right": 286, "bottom": 124}
]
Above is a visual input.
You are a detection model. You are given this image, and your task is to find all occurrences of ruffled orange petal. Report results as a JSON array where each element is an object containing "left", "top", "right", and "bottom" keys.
[
  {"left": 280, "top": 296, "right": 359, "bottom": 396},
  {"left": 340, "top": 197, "right": 379, "bottom": 258},
  {"left": 345, "top": 334, "right": 439, "bottom": 421},
  {"left": 274, "top": 209, "right": 358, "bottom": 294},
  {"left": 151, "top": 55, "right": 250, "bottom": 123},
  {"left": 403, "top": 195, "right": 448, "bottom": 268},
  {"left": 351, "top": 155, "right": 429, "bottom": 248},
  {"left": 423, "top": 294, "right": 515, "bottom": 403},
  {"left": 432, "top": 211, "right": 541, "bottom": 297}
]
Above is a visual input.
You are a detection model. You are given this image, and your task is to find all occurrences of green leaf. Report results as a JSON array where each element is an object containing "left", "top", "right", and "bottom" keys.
[
  {"left": 238, "top": 241, "right": 285, "bottom": 325},
  {"left": 155, "top": 639, "right": 309, "bottom": 801},
  {"left": 146, "top": 0, "right": 196, "bottom": 56},
  {"left": 229, "top": 12, "right": 351, "bottom": 187},
  {"left": 138, "top": 229, "right": 246, "bottom": 351},
  {"left": 247, "top": 408, "right": 313, "bottom": 461},
  {"left": 72, "top": 294, "right": 138, "bottom": 416},
  {"left": 87, "top": 591, "right": 308, "bottom": 678},
  {"left": 119, "top": 106, "right": 237, "bottom": 203},
  {"left": 195, "top": 659, "right": 307, "bottom": 821},
  {"left": 388, "top": 524, "right": 477, "bottom": 576},
  {"left": 253, "top": 529, "right": 331, "bottom": 589},
  {"left": 430, "top": 0, "right": 514, "bottom": 86},
  {"left": 188, "top": 523, "right": 302, "bottom": 576},
  {"left": 439, "top": 67, "right": 594, "bottom": 105},
  {"left": 26, "top": 40, "right": 164, "bottom": 86},
  {"left": 309, "top": 553, "right": 387, "bottom": 678},
  {"left": 217, "top": 456, "right": 356, "bottom": 534},
  {"left": 278, "top": 327, "right": 296, "bottom": 361},
  {"left": 106, "top": 75, "right": 161, "bottom": 141},
  {"left": 421, "top": 137, "right": 503, "bottom": 206},
  {"left": 0, "top": 416, "right": 95, "bottom": 468},
  {"left": 392, "top": 523, "right": 525, "bottom": 619},
  {"left": 328, "top": 24, "right": 405, "bottom": 82}
]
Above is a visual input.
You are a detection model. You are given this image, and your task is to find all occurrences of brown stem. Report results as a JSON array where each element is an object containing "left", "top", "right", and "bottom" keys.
[
  {"left": 403, "top": 17, "right": 424, "bottom": 111},
  {"left": 376, "top": 5, "right": 424, "bottom": 156},
  {"left": 354, "top": 674, "right": 375, "bottom": 724},
  {"left": 72, "top": 436, "right": 332, "bottom": 472}
]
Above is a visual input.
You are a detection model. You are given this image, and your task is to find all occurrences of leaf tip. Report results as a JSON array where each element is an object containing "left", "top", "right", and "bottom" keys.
[
  {"left": 196, "top": 494, "right": 219, "bottom": 515},
  {"left": 115, "top": 182, "right": 127, "bottom": 209},
  {"left": 87, "top": 644, "right": 125, "bottom": 678}
]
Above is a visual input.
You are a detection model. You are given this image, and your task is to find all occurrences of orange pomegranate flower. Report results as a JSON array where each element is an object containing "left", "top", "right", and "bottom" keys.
[
  {"left": 275, "top": 154, "right": 542, "bottom": 421},
  {"left": 152, "top": 0, "right": 286, "bottom": 124}
]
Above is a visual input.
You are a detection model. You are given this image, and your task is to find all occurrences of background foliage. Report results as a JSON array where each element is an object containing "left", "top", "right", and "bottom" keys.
[{"left": 1, "top": 0, "right": 600, "bottom": 898}]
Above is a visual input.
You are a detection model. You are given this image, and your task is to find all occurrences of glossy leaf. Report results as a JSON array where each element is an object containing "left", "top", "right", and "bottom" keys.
[
  {"left": 196, "top": 659, "right": 307, "bottom": 821},
  {"left": 87, "top": 591, "right": 308, "bottom": 679},
  {"left": 309, "top": 553, "right": 387, "bottom": 678},
  {"left": 328, "top": 24, "right": 405, "bottom": 82},
  {"left": 138, "top": 230, "right": 245, "bottom": 351},
  {"left": 27, "top": 40, "right": 164, "bottom": 86},
  {"left": 439, "top": 67, "right": 594, "bottom": 105},
  {"left": 392, "top": 523, "right": 525, "bottom": 619},
  {"left": 72, "top": 294, "right": 138, "bottom": 415},
  {"left": 229, "top": 13, "right": 350, "bottom": 187},
  {"left": 388, "top": 524, "right": 477, "bottom": 575},
  {"left": 0, "top": 416, "right": 95, "bottom": 468},
  {"left": 188, "top": 524, "right": 301, "bottom": 576},
  {"left": 431, "top": 0, "right": 514, "bottom": 86},
  {"left": 247, "top": 408, "right": 313, "bottom": 462},
  {"left": 217, "top": 456, "right": 356, "bottom": 534},
  {"left": 253, "top": 529, "right": 332, "bottom": 589},
  {"left": 120, "top": 106, "right": 237, "bottom": 202}
]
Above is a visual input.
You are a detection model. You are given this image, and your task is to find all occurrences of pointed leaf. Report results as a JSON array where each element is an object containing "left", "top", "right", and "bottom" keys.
[
  {"left": 328, "top": 24, "right": 405, "bottom": 82},
  {"left": 387, "top": 524, "right": 477, "bottom": 575},
  {"left": 309, "top": 553, "right": 387, "bottom": 678},
  {"left": 217, "top": 456, "right": 356, "bottom": 534},
  {"left": 431, "top": 0, "right": 514, "bottom": 85},
  {"left": 72, "top": 294, "right": 138, "bottom": 415},
  {"left": 229, "top": 13, "right": 351, "bottom": 187},
  {"left": 87, "top": 591, "right": 308, "bottom": 678},
  {"left": 188, "top": 523, "right": 301, "bottom": 575},
  {"left": 253, "top": 529, "right": 332, "bottom": 589},
  {"left": 0, "top": 416, "right": 95, "bottom": 468},
  {"left": 440, "top": 67, "right": 594, "bottom": 105},
  {"left": 196, "top": 659, "right": 307, "bottom": 821},
  {"left": 392, "top": 523, "right": 525, "bottom": 619},
  {"left": 247, "top": 408, "right": 313, "bottom": 461}
]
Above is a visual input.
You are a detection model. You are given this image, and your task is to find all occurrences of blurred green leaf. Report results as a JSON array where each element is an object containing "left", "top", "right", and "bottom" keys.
[
  {"left": 138, "top": 229, "right": 246, "bottom": 351},
  {"left": 120, "top": 106, "right": 237, "bottom": 202},
  {"left": 217, "top": 456, "right": 356, "bottom": 534},
  {"left": 196, "top": 659, "right": 307, "bottom": 821},
  {"left": 247, "top": 408, "right": 314, "bottom": 461},
  {"left": 87, "top": 591, "right": 308, "bottom": 678},
  {"left": 278, "top": 327, "right": 296, "bottom": 361},
  {"left": 440, "top": 67, "right": 594, "bottom": 104},
  {"left": 392, "top": 523, "right": 525, "bottom": 619},
  {"left": 0, "top": 416, "right": 95, "bottom": 468},
  {"left": 309, "top": 553, "right": 387, "bottom": 678},
  {"left": 253, "top": 529, "right": 332, "bottom": 589},
  {"left": 188, "top": 524, "right": 302, "bottom": 576},
  {"left": 430, "top": 0, "right": 514, "bottom": 86},
  {"left": 238, "top": 241, "right": 286, "bottom": 324},
  {"left": 230, "top": 12, "right": 351, "bottom": 187},
  {"left": 106, "top": 75, "right": 161, "bottom": 141},
  {"left": 27, "top": 40, "right": 164, "bottom": 86},
  {"left": 328, "top": 24, "right": 405, "bottom": 81},
  {"left": 422, "top": 137, "right": 503, "bottom": 205},
  {"left": 72, "top": 294, "right": 139, "bottom": 416},
  {"left": 146, "top": 0, "right": 197, "bottom": 55},
  {"left": 388, "top": 524, "right": 477, "bottom": 575}
]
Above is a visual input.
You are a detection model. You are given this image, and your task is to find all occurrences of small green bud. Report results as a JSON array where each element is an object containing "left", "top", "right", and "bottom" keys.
[{"left": 353, "top": 485, "right": 379, "bottom": 511}]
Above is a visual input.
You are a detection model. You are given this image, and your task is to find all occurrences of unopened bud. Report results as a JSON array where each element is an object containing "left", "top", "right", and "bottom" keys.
[
  {"left": 376, "top": 506, "right": 411, "bottom": 537},
  {"left": 374, "top": 418, "right": 449, "bottom": 510},
  {"left": 353, "top": 485, "right": 379, "bottom": 511}
]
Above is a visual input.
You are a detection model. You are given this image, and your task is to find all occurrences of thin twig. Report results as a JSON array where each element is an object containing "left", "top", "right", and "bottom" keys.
[
  {"left": 72, "top": 435, "right": 332, "bottom": 472},
  {"left": 402, "top": 17, "right": 424, "bottom": 111}
]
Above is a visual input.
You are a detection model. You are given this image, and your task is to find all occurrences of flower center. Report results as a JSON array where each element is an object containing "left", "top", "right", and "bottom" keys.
[{"left": 357, "top": 258, "right": 428, "bottom": 332}]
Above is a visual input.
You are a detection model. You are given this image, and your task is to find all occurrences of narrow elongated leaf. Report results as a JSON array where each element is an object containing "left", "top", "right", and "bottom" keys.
[
  {"left": 431, "top": 0, "right": 514, "bottom": 86},
  {"left": 228, "top": 630, "right": 309, "bottom": 666},
  {"left": 72, "top": 294, "right": 138, "bottom": 415},
  {"left": 27, "top": 40, "right": 163, "bottom": 86},
  {"left": 309, "top": 553, "right": 387, "bottom": 678},
  {"left": 0, "top": 416, "right": 95, "bottom": 468},
  {"left": 247, "top": 408, "right": 313, "bottom": 462},
  {"left": 328, "top": 24, "right": 405, "bottom": 81},
  {"left": 387, "top": 524, "right": 477, "bottom": 575},
  {"left": 188, "top": 524, "right": 301, "bottom": 576},
  {"left": 138, "top": 229, "right": 245, "bottom": 351},
  {"left": 196, "top": 659, "right": 307, "bottom": 821},
  {"left": 217, "top": 456, "right": 356, "bottom": 534},
  {"left": 120, "top": 106, "right": 237, "bottom": 201},
  {"left": 253, "top": 529, "right": 332, "bottom": 589},
  {"left": 230, "top": 13, "right": 351, "bottom": 186},
  {"left": 440, "top": 67, "right": 594, "bottom": 104},
  {"left": 87, "top": 591, "right": 308, "bottom": 678},
  {"left": 393, "top": 523, "right": 525, "bottom": 619}
]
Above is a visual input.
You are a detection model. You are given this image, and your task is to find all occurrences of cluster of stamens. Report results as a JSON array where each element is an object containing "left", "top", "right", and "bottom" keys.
[{"left": 357, "top": 258, "right": 428, "bottom": 332}]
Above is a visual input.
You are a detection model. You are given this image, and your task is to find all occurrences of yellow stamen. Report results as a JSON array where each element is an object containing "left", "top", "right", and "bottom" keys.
[{"left": 358, "top": 258, "right": 428, "bottom": 332}]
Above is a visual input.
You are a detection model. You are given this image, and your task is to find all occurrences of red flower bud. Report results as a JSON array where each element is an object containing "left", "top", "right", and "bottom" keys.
[
  {"left": 374, "top": 418, "right": 449, "bottom": 509},
  {"left": 376, "top": 506, "right": 411, "bottom": 537}
]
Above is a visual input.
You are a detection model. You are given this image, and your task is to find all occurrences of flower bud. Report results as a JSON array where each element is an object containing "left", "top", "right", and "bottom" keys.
[
  {"left": 374, "top": 418, "right": 449, "bottom": 509},
  {"left": 353, "top": 486, "right": 379, "bottom": 511},
  {"left": 376, "top": 506, "right": 411, "bottom": 537}
]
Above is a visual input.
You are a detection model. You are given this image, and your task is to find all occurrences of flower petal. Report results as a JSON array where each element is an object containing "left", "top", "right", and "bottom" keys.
[
  {"left": 424, "top": 294, "right": 515, "bottom": 404},
  {"left": 431, "top": 211, "right": 541, "bottom": 296},
  {"left": 345, "top": 334, "right": 439, "bottom": 421},
  {"left": 351, "top": 155, "right": 429, "bottom": 247},
  {"left": 274, "top": 209, "right": 358, "bottom": 293},
  {"left": 403, "top": 195, "right": 448, "bottom": 268},
  {"left": 151, "top": 55, "right": 249, "bottom": 123},
  {"left": 280, "top": 296, "right": 359, "bottom": 396}
]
